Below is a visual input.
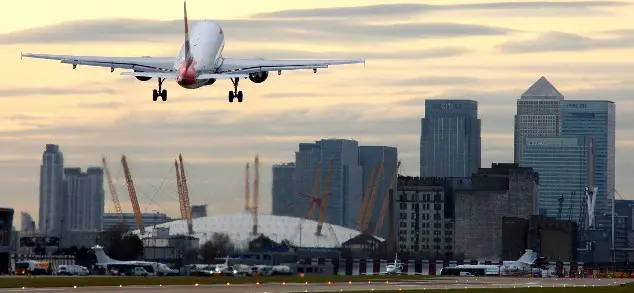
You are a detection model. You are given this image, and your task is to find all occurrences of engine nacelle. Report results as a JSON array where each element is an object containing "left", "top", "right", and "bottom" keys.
[
  {"left": 134, "top": 70, "right": 151, "bottom": 82},
  {"left": 205, "top": 78, "right": 216, "bottom": 85},
  {"left": 248, "top": 71, "right": 269, "bottom": 84}
]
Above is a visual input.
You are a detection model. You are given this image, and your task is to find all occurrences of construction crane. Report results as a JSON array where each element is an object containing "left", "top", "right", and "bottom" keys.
[
  {"left": 290, "top": 162, "right": 323, "bottom": 242},
  {"left": 175, "top": 160, "right": 188, "bottom": 228},
  {"left": 102, "top": 156, "right": 124, "bottom": 225},
  {"left": 178, "top": 154, "right": 193, "bottom": 235},
  {"left": 121, "top": 155, "right": 145, "bottom": 234},
  {"left": 360, "top": 160, "right": 384, "bottom": 232},
  {"left": 245, "top": 163, "right": 250, "bottom": 212},
  {"left": 374, "top": 160, "right": 401, "bottom": 234},
  {"left": 252, "top": 155, "right": 260, "bottom": 235},
  {"left": 315, "top": 157, "right": 334, "bottom": 236},
  {"left": 356, "top": 164, "right": 377, "bottom": 231}
]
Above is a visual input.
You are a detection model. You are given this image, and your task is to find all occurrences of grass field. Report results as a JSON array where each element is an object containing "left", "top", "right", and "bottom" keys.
[{"left": 0, "top": 274, "right": 433, "bottom": 288}]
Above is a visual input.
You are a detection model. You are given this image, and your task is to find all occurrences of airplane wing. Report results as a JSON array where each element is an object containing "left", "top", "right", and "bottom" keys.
[
  {"left": 21, "top": 53, "right": 176, "bottom": 72},
  {"left": 217, "top": 58, "right": 365, "bottom": 74}
]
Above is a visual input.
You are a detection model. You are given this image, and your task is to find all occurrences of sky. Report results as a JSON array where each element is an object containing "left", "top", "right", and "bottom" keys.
[{"left": 2, "top": 0, "right": 634, "bottom": 229}]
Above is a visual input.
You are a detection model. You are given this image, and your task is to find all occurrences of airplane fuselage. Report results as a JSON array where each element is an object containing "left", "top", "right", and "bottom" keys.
[{"left": 175, "top": 21, "right": 225, "bottom": 89}]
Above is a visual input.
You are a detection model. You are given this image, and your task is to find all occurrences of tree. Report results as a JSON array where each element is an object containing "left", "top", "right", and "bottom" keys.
[
  {"left": 96, "top": 225, "right": 143, "bottom": 261},
  {"left": 200, "top": 233, "right": 234, "bottom": 262}
]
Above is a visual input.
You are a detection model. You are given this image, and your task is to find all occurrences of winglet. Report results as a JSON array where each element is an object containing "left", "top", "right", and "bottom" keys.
[{"left": 363, "top": 59, "right": 366, "bottom": 68}]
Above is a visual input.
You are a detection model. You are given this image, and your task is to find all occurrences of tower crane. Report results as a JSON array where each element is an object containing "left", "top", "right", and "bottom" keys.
[
  {"left": 290, "top": 162, "right": 323, "bottom": 242},
  {"left": 175, "top": 160, "right": 188, "bottom": 229},
  {"left": 121, "top": 155, "right": 145, "bottom": 234},
  {"left": 178, "top": 154, "right": 193, "bottom": 235},
  {"left": 102, "top": 156, "right": 124, "bottom": 226},
  {"left": 315, "top": 157, "right": 334, "bottom": 236},
  {"left": 361, "top": 160, "right": 384, "bottom": 232},
  {"left": 356, "top": 164, "right": 377, "bottom": 231},
  {"left": 374, "top": 160, "right": 401, "bottom": 234}
]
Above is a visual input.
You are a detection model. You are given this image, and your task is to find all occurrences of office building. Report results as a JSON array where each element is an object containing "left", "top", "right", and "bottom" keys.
[
  {"left": 20, "top": 212, "right": 36, "bottom": 232},
  {"left": 39, "top": 144, "right": 65, "bottom": 235},
  {"left": 294, "top": 139, "right": 363, "bottom": 229},
  {"left": 560, "top": 100, "right": 616, "bottom": 224},
  {"left": 191, "top": 205, "right": 208, "bottom": 219},
  {"left": 62, "top": 167, "right": 105, "bottom": 232},
  {"left": 102, "top": 212, "right": 172, "bottom": 231},
  {"left": 420, "top": 100, "right": 481, "bottom": 177},
  {"left": 358, "top": 146, "right": 398, "bottom": 237},
  {"left": 522, "top": 136, "right": 593, "bottom": 223},
  {"left": 0, "top": 208, "right": 14, "bottom": 274},
  {"left": 514, "top": 77, "right": 564, "bottom": 164},
  {"left": 271, "top": 162, "right": 296, "bottom": 217},
  {"left": 454, "top": 163, "right": 539, "bottom": 261}
]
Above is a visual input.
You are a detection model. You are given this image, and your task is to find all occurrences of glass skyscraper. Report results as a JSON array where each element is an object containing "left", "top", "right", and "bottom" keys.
[
  {"left": 420, "top": 99, "right": 481, "bottom": 177},
  {"left": 560, "top": 100, "right": 616, "bottom": 223},
  {"left": 522, "top": 136, "right": 592, "bottom": 224}
]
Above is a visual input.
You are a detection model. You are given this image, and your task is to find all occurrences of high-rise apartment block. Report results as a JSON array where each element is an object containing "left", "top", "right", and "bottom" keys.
[
  {"left": 420, "top": 100, "right": 481, "bottom": 177},
  {"left": 39, "top": 144, "right": 64, "bottom": 235}
]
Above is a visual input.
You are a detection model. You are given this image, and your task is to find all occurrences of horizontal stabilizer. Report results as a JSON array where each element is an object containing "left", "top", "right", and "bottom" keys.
[
  {"left": 198, "top": 73, "right": 249, "bottom": 79},
  {"left": 121, "top": 71, "right": 249, "bottom": 80},
  {"left": 121, "top": 71, "right": 178, "bottom": 79}
]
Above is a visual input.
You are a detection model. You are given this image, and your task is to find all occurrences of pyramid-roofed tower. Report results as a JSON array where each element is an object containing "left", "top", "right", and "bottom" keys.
[{"left": 521, "top": 76, "right": 564, "bottom": 99}]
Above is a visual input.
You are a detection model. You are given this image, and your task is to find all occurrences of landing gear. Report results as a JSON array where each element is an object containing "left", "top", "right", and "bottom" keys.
[
  {"left": 228, "top": 77, "right": 243, "bottom": 103},
  {"left": 152, "top": 78, "right": 167, "bottom": 101}
]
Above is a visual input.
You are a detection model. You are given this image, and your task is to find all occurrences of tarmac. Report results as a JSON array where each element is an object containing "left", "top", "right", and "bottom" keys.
[{"left": 1, "top": 277, "right": 632, "bottom": 293}]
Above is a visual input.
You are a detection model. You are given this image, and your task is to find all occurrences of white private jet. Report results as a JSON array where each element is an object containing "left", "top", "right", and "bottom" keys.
[
  {"left": 21, "top": 1, "right": 364, "bottom": 102},
  {"left": 362, "top": 253, "right": 409, "bottom": 275}
]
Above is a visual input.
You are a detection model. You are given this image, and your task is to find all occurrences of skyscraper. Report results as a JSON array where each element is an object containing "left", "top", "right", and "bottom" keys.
[
  {"left": 514, "top": 76, "right": 564, "bottom": 164},
  {"left": 294, "top": 139, "right": 363, "bottom": 229},
  {"left": 62, "top": 167, "right": 104, "bottom": 232},
  {"left": 561, "top": 100, "right": 616, "bottom": 223},
  {"left": 420, "top": 99, "right": 481, "bottom": 177},
  {"left": 38, "top": 144, "right": 64, "bottom": 235},
  {"left": 522, "top": 136, "right": 593, "bottom": 223},
  {"left": 358, "top": 146, "right": 398, "bottom": 237},
  {"left": 271, "top": 162, "right": 296, "bottom": 217}
]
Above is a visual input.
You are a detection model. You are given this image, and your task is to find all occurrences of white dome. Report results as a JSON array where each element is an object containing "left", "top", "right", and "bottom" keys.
[{"left": 130, "top": 212, "right": 381, "bottom": 248}]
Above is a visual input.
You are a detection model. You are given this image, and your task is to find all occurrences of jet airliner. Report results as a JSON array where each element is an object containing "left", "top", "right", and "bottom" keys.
[{"left": 21, "top": 1, "right": 364, "bottom": 102}]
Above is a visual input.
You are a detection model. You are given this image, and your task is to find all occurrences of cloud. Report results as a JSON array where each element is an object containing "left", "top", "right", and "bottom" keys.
[
  {"left": 226, "top": 46, "right": 470, "bottom": 61},
  {"left": 0, "top": 19, "right": 512, "bottom": 45},
  {"left": 254, "top": 1, "right": 628, "bottom": 19},
  {"left": 75, "top": 101, "right": 124, "bottom": 109},
  {"left": 499, "top": 31, "right": 634, "bottom": 53},
  {"left": 0, "top": 86, "right": 119, "bottom": 98},
  {"left": 395, "top": 76, "right": 481, "bottom": 87}
]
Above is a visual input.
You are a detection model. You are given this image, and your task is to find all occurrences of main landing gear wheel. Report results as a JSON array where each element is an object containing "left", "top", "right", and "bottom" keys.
[
  {"left": 228, "top": 77, "right": 244, "bottom": 103},
  {"left": 152, "top": 78, "right": 167, "bottom": 101}
]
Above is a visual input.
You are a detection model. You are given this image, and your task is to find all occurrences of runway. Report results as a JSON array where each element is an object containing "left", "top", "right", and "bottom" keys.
[{"left": 2, "top": 277, "right": 632, "bottom": 293}]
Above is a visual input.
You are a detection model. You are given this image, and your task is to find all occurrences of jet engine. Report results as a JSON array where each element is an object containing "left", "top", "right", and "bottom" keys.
[
  {"left": 248, "top": 71, "right": 269, "bottom": 83},
  {"left": 134, "top": 70, "right": 151, "bottom": 81}
]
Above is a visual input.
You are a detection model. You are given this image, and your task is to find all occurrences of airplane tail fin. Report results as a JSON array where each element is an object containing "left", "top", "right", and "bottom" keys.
[
  {"left": 183, "top": 1, "right": 192, "bottom": 62},
  {"left": 91, "top": 245, "right": 114, "bottom": 264},
  {"left": 517, "top": 249, "right": 538, "bottom": 265}
]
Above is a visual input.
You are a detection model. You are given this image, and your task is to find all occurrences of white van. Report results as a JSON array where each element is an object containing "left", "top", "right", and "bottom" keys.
[{"left": 57, "top": 265, "right": 90, "bottom": 276}]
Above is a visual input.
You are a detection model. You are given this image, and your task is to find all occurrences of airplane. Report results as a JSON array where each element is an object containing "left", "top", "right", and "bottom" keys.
[
  {"left": 441, "top": 249, "right": 548, "bottom": 276},
  {"left": 91, "top": 245, "right": 179, "bottom": 276},
  {"left": 362, "top": 253, "right": 414, "bottom": 275},
  {"left": 20, "top": 1, "right": 364, "bottom": 103}
]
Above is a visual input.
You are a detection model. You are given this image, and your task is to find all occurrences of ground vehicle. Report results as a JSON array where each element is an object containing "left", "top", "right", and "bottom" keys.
[
  {"left": 57, "top": 265, "right": 89, "bottom": 276},
  {"left": 133, "top": 267, "right": 149, "bottom": 276},
  {"left": 14, "top": 260, "right": 52, "bottom": 275}
]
